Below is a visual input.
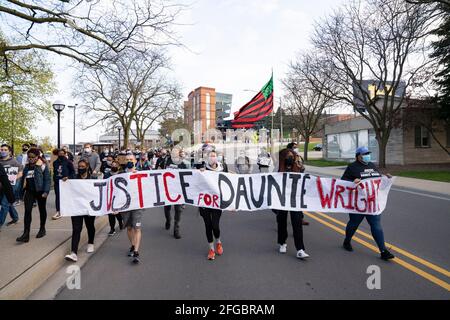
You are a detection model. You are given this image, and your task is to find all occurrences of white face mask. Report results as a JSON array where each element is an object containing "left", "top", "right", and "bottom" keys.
[{"left": 85, "top": 148, "right": 92, "bottom": 153}]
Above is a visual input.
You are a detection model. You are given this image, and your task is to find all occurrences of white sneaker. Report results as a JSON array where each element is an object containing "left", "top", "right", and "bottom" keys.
[
  {"left": 279, "top": 244, "right": 287, "bottom": 254},
  {"left": 87, "top": 244, "right": 95, "bottom": 253},
  {"left": 296, "top": 249, "right": 310, "bottom": 259},
  {"left": 52, "top": 212, "right": 61, "bottom": 220},
  {"left": 65, "top": 253, "right": 78, "bottom": 262}
]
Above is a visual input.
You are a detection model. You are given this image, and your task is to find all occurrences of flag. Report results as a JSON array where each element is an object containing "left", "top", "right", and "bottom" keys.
[{"left": 232, "top": 74, "right": 273, "bottom": 128}]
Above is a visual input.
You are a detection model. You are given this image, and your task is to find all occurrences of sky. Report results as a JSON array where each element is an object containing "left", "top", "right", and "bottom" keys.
[{"left": 30, "top": 0, "right": 346, "bottom": 145}]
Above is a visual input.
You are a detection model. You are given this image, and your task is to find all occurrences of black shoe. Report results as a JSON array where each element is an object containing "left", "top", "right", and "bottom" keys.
[
  {"left": 108, "top": 229, "right": 116, "bottom": 236},
  {"left": 36, "top": 228, "right": 46, "bottom": 238},
  {"left": 119, "top": 223, "right": 124, "bottom": 230},
  {"left": 128, "top": 246, "right": 135, "bottom": 257},
  {"left": 16, "top": 231, "right": 30, "bottom": 243},
  {"left": 6, "top": 220, "right": 19, "bottom": 226},
  {"left": 132, "top": 251, "right": 140, "bottom": 264},
  {"left": 165, "top": 221, "right": 171, "bottom": 230},
  {"left": 381, "top": 249, "right": 395, "bottom": 260},
  {"left": 174, "top": 229, "right": 181, "bottom": 239},
  {"left": 302, "top": 219, "right": 310, "bottom": 226},
  {"left": 343, "top": 241, "right": 353, "bottom": 252}
]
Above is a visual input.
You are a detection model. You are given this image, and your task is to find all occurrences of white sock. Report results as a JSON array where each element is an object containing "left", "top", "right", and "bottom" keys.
[
  {"left": 215, "top": 238, "right": 221, "bottom": 244},
  {"left": 208, "top": 242, "right": 214, "bottom": 249}
]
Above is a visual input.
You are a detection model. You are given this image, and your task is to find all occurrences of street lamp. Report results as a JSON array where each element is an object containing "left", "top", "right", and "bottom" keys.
[
  {"left": 52, "top": 100, "right": 65, "bottom": 149},
  {"left": 68, "top": 104, "right": 78, "bottom": 155},
  {"left": 116, "top": 126, "right": 122, "bottom": 150}
]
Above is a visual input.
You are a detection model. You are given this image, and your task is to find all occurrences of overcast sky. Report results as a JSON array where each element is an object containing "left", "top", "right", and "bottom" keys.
[{"left": 31, "top": 0, "right": 346, "bottom": 145}]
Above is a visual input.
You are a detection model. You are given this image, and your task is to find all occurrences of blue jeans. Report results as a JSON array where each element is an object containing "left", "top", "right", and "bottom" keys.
[
  {"left": 14, "top": 177, "right": 23, "bottom": 201},
  {"left": 345, "top": 214, "right": 386, "bottom": 252},
  {"left": 0, "top": 195, "right": 19, "bottom": 226}
]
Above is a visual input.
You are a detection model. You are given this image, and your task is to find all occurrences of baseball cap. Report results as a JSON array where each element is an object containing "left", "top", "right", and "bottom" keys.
[{"left": 355, "top": 146, "right": 371, "bottom": 156}]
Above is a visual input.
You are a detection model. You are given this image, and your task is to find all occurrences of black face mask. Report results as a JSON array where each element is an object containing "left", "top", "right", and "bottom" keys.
[
  {"left": 58, "top": 156, "right": 66, "bottom": 161},
  {"left": 22, "top": 148, "right": 29, "bottom": 153},
  {"left": 78, "top": 168, "right": 87, "bottom": 175}
]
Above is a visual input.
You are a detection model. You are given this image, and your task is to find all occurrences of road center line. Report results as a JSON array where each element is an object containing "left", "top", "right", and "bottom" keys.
[{"left": 303, "top": 211, "right": 450, "bottom": 292}]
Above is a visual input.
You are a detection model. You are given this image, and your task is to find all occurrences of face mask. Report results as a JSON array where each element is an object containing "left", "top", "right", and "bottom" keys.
[
  {"left": 0, "top": 151, "right": 8, "bottom": 158},
  {"left": 78, "top": 168, "right": 87, "bottom": 175},
  {"left": 126, "top": 161, "right": 134, "bottom": 169},
  {"left": 208, "top": 157, "right": 217, "bottom": 165},
  {"left": 362, "top": 154, "right": 371, "bottom": 163},
  {"left": 22, "top": 148, "right": 29, "bottom": 153},
  {"left": 217, "top": 156, "right": 223, "bottom": 162},
  {"left": 111, "top": 167, "right": 119, "bottom": 173},
  {"left": 106, "top": 161, "right": 112, "bottom": 166},
  {"left": 84, "top": 148, "right": 91, "bottom": 154},
  {"left": 28, "top": 157, "right": 37, "bottom": 164},
  {"left": 58, "top": 155, "right": 66, "bottom": 160}
]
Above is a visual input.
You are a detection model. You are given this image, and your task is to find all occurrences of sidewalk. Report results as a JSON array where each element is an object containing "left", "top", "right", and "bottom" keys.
[
  {"left": 0, "top": 192, "right": 108, "bottom": 300},
  {"left": 305, "top": 165, "right": 450, "bottom": 197}
]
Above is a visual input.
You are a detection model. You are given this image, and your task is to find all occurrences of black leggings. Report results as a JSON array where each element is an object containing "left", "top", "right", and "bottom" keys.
[
  {"left": 71, "top": 216, "right": 96, "bottom": 254},
  {"left": 108, "top": 213, "right": 123, "bottom": 231},
  {"left": 23, "top": 190, "right": 47, "bottom": 231},
  {"left": 199, "top": 208, "right": 222, "bottom": 243},
  {"left": 276, "top": 210, "right": 305, "bottom": 250}
]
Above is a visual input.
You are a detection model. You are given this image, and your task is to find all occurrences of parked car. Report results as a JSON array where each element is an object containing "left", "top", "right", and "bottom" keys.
[{"left": 313, "top": 144, "right": 323, "bottom": 151}]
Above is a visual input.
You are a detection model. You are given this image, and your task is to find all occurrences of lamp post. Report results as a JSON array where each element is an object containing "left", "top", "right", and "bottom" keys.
[
  {"left": 68, "top": 104, "right": 77, "bottom": 155},
  {"left": 52, "top": 100, "right": 66, "bottom": 149},
  {"left": 117, "top": 127, "right": 122, "bottom": 150}
]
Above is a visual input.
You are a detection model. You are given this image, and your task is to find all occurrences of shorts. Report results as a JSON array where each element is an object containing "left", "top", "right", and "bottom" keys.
[{"left": 121, "top": 209, "right": 144, "bottom": 229}]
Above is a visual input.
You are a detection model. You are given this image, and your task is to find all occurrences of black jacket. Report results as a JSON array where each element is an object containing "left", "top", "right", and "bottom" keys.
[
  {"left": 155, "top": 156, "right": 173, "bottom": 169},
  {"left": 341, "top": 161, "right": 381, "bottom": 182},
  {"left": 0, "top": 163, "right": 15, "bottom": 203}
]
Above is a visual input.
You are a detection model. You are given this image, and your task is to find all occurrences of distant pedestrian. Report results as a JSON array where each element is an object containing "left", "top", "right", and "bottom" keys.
[
  {"left": 0, "top": 144, "right": 22, "bottom": 228},
  {"left": 80, "top": 143, "right": 101, "bottom": 177}
]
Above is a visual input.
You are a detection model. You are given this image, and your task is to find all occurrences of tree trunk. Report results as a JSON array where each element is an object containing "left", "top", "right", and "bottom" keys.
[
  {"left": 303, "top": 136, "right": 309, "bottom": 162},
  {"left": 376, "top": 134, "right": 389, "bottom": 168},
  {"left": 123, "top": 124, "right": 131, "bottom": 149}
]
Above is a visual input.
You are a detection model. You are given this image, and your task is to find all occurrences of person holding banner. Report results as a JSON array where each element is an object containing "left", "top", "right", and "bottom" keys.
[
  {"left": 104, "top": 160, "right": 124, "bottom": 236},
  {"left": 198, "top": 150, "right": 227, "bottom": 261},
  {"left": 65, "top": 159, "right": 97, "bottom": 262},
  {"left": 341, "top": 147, "right": 395, "bottom": 261},
  {"left": 51, "top": 149, "right": 75, "bottom": 221},
  {"left": 274, "top": 148, "right": 310, "bottom": 259},
  {"left": 119, "top": 154, "right": 144, "bottom": 264},
  {"left": 16, "top": 148, "right": 51, "bottom": 243}
]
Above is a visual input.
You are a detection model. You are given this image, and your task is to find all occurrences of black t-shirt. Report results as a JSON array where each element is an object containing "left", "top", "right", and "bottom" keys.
[
  {"left": 341, "top": 161, "right": 382, "bottom": 182},
  {"left": 25, "top": 169, "right": 36, "bottom": 193}
]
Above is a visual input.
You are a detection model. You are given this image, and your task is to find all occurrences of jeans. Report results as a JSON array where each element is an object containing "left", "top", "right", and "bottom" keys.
[
  {"left": 0, "top": 195, "right": 19, "bottom": 226},
  {"left": 345, "top": 214, "right": 386, "bottom": 252},
  {"left": 14, "top": 178, "right": 23, "bottom": 201},
  {"left": 276, "top": 210, "right": 305, "bottom": 250}
]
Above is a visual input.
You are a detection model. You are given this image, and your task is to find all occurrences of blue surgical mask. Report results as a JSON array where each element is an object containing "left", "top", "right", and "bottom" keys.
[
  {"left": 126, "top": 161, "right": 134, "bottom": 169},
  {"left": 362, "top": 154, "right": 371, "bottom": 163},
  {"left": 0, "top": 151, "right": 8, "bottom": 158}
]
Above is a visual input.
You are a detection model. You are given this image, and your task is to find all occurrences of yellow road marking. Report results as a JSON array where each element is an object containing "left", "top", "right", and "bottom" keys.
[
  {"left": 303, "top": 211, "right": 450, "bottom": 292},
  {"left": 310, "top": 211, "right": 450, "bottom": 279}
]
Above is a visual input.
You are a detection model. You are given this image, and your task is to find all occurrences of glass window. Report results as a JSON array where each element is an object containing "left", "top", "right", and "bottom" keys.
[
  {"left": 339, "top": 132, "right": 357, "bottom": 159},
  {"left": 358, "top": 130, "right": 368, "bottom": 148},
  {"left": 327, "top": 134, "right": 340, "bottom": 158},
  {"left": 368, "top": 131, "right": 378, "bottom": 162},
  {"left": 414, "top": 125, "right": 430, "bottom": 147},
  {"left": 206, "top": 93, "right": 211, "bottom": 129}
]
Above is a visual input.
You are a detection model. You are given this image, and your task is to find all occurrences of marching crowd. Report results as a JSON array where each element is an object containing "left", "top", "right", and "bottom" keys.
[{"left": 0, "top": 141, "right": 395, "bottom": 265}]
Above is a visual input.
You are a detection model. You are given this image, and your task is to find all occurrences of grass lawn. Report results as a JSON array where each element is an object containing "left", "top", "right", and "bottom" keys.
[
  {"left": 304, "top": 159, "right": 349, "bottom": 167},
  {"left": 395, "top": 171, "right": 450, "bottom": 183}
]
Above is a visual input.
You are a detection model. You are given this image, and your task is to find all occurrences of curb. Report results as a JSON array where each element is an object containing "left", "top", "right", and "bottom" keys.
[{"left": 0, "top": 216, "right": 109, "bottom": 300}]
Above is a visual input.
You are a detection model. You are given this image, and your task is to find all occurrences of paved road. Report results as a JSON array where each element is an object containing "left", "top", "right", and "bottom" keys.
[{"left": 56, "top": 167, "right": 450, "bottom": 300}]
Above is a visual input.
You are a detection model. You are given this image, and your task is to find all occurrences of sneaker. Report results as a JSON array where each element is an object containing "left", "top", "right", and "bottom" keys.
[
  {"left": 87, "top": 244, "right": 95, "bottom": 253},
  {"left": 65, "top": 253, "right": 78, "bottom": 262},
  {"left": 32, "top": 202, "right": 37, "bottom": 207},
  {"left": 216, "top": 242, "right": 223, "bottom": 256},
  {"left": 36, "top": 228, "right": 46, "bottom": 238},
  {"left": 381, "top": 249, "right": 395, "bottom": 261},
  {"left": 279, "top": 244, "right": 287, "bottom": 254},
  {"left": 108, "top": 229, "right": 116, "bottom": 236},
  {"left": 6, "top": 219, "right": 19, "bottom": 226},
  {"left": 343, "top": 241, "right": 353, "bottom": 252},
  {"left": 52, "top": 212, "right": 62, "bottom": 220},
  {"left": 296, "top": 249, "right": 310, "bottom": 259},
  {"left": 132, "top": 252, "right": 140, "bottom": 264},
  {"left": 165, "top": 221, "right": 171, "bottom": 230},
  {"left": 207, "top": 249, "right": 215, "bottom": 260},
  {"left": 174, "top": 229, "right": 181, "bottom": 239},
  {"left": 128, "top": 246, "right": 135, "bottom": 257}
]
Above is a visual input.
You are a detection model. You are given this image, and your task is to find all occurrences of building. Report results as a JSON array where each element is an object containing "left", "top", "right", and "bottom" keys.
[
  {"left": 98, "top": 129, "right": 161, "bottom": 149},
  {"left": 323, "top": 99, "right": 450, "bottom": 165},
  {"left": 183, "top": 87, "right": 232, "bottom": 136}
]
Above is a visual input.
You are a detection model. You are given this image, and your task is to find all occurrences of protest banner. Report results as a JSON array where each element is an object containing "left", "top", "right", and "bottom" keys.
[{"left": 60, "top": 170, "right": 394, "bottom": 217}]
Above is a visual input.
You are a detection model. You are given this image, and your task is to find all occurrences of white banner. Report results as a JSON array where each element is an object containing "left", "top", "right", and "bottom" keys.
[{"left": 60, "top": 170, "right": 394, "bottom": 217}]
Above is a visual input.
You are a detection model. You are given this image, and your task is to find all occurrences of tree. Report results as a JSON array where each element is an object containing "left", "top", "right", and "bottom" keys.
[
  {"left": 305, "top": 0, "right": 438, "bottom": 167},
  {"left": 283, "top": 55, "right": 335, "bottom": 161},
  {"left": 0, "top": 0, "right": 185, "bottom": 71},
  {"left": 75, "top": 48, "right": 179, "bottom": 148},
  {"left": 158, "top": 116, "right": 189, "bottom": 144},
  {"left": 0, "top": 32, "right": 55, "bottom": 152}
]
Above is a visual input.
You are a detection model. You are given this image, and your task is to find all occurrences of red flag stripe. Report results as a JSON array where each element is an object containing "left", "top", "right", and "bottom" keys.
[
  {"left": 233, "top": 92, "right": 265, "bottom": 117},
  {"left": 235, "top": 95, "right": 273, "bottom": 120}
]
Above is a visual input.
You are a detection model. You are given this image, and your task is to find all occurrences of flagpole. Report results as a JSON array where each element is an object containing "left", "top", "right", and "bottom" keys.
[{"left": 280, "top": 97, "right": 283, "bottom": 145}]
